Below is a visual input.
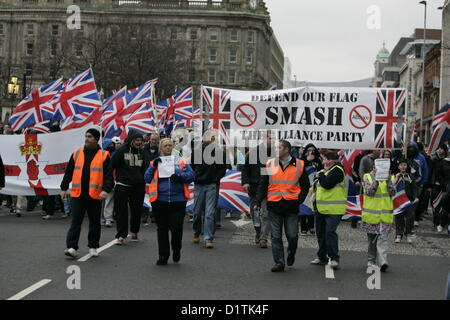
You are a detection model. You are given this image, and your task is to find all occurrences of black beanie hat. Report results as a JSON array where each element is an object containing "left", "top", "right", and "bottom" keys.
[{"left": 86, "top": 128, "right": 100, "bottom": 141}]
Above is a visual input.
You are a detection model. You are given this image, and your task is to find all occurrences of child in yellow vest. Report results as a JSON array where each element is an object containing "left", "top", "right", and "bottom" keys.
[{"left": 361, "top": 167, "right": 396, "bottom": 272}]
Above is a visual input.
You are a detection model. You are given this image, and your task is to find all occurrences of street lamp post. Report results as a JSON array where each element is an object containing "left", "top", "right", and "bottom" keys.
[
  {"left": 6, "top": 76, "right": 20, "bottom": 123},
  {"left": 419, "top": 0, "right": 427, "bottom": 143}
]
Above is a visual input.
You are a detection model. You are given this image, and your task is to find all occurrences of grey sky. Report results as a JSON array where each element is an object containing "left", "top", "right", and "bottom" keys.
[{"left": 265, "top": 0, "right": 444, "bottom": 82}]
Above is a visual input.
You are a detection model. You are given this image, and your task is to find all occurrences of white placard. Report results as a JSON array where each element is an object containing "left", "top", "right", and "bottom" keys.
[
  {"left": 375, "top": 158, "right": 391, "bottom": 181},
  {"left": 158, "top": 156, "right": 175, "bottom": 178}
]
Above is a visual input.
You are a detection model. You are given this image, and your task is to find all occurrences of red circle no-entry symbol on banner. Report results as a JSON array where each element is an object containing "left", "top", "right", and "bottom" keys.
[
  {"left": 234, "top": 104, "right": 257, "bottom": 127},
  {"left": 349, "top": 105, "right": 372, "bottom": 129}
]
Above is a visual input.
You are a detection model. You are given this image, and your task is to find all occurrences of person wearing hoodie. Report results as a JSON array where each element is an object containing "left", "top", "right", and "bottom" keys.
[
  {"left": 144, "top": 138, "right": 195, "bottom": 265},
  {"left": 299, "top": 143, "right": 323, "bottom": 235},
  {"left": 436, "top": 148, "right": 450, "bottom": 236},
  {"left": 431, "top": 144, "right": 448, "bottom": 232},
  {"left": 190, "top": 130, "right": 228, "bottom": 248},
  {"left": 0, "top": 153, "right": 4, "bottom": 191},
  {"left": 406, "top": 142, "right": 429, "bottom": 226},
  {"left": 111, "top": 130, "right": 148, "bottom": 244}
]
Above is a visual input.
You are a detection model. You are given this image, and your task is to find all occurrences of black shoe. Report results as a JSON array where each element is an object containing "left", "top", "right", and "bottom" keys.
[
  {"left": 156, "top": 257, "right": 168, "bottom": 265},
  {"left": 351, "top": 220, "right": 358, "bottom": 229},
  {"left": 309, "top": 229, "right": 315, "bottom": 235},
  {"left": 287, "top": 254, "right": 295, "bottom": 266},
  {"left": 271, "top": 264, "right": 285, "bottom": 272},
  {"left": 380, "top": 264, "right": 389, "bottom": 272},
  {"left": 173, "top": 251, "right": 181, "bottom": 263}
]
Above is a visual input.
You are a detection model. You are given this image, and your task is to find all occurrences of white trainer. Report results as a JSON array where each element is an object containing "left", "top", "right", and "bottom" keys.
[
  {"left": 89, "top": 248, "right": 99, "bottom": 257},
  {"left": 329, "top": 260, "right": 339, "bottom": 270},
  {"left": 406, "top": 236, "right": 413, "bottom": 244},
  {"left": 394, "top": 235, "right": 401, "bottom": 243},
  {"left": 437, "top": 225, "right": 443, "bottom": 233},
  {"left": 64, "top": 248, "right": 77, "bottom": 258}
]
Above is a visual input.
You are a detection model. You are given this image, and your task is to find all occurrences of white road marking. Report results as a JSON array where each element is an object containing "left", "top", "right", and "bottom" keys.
[
  {"left": 230, "top": 215, "right": 253, "bottom": 228},
  {"left": 7, "top": 279, "right": 52, "bottom": 300},
  {"left": 328, "top": 297, "right": 339, "bottom": 300},
  {"left": 325, "top": 264, "right": 335, "bottom": 279},
  {"left": 78, "top": 239, "right": 117, "bottom": 262}
]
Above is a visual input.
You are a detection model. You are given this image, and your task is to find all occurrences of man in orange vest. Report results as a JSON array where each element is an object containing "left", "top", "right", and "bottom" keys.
[
  {"left": 61, "top": 128, "right": 114, "bottom": 258},
  {"left": 255, "top": 140, "right": 310, "bottom": 272}
]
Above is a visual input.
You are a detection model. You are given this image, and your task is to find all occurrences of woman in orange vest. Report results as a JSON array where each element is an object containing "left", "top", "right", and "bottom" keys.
[
  {"left": 61, "top": 128, "right": 114, "bottom": 259},
  {"left": 144, "top": 138, "right": 195, "bottom": 265}
]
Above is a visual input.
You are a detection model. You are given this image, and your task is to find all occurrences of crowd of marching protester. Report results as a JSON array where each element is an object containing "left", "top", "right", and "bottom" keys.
[{"left": 0, "top": 124, "right": 449, "bottom": 273}]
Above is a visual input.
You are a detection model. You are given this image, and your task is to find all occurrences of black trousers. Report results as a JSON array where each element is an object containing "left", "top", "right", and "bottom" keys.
[
  {"left": 66, "top": 196, "right": 102, "bottom": 250},
  {"left": 415, "top": 188, "right": 430, "bottom": 221},
  {"left": 114, "top": 184, "right": 145, "bottom": 239},
  {"left": 300, "top": 215, "right": 315, "bottom": 232},
  {"left": 152, "top": 201, "right": 186, "bottom": 259}
]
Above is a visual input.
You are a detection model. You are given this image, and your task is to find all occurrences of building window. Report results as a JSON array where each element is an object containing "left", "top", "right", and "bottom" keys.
[
  {"left": 26, "top": 43, "right": 33, "bottom": 56},
  {"left": 230, "top": 30, "right": 238, "bottom": 42},
  {"left": 245, "top": 72, "right": 252, "bottom": 83},
  {"left": 130, "top": 27, "right": 137, "bottom": 39},
  {"left": 210, "top": 29, "right": 218, "bottom": 41},
  {"left": 247, "top": 31, "right": 254, "bottom": 43},
  {"left": 75, "top": 44, "right": 83, "bottom": 57},
  {"left": 209, "top": 48, "right": 218, "bottom": 63},
  {"left": 229, "top": 49, "right": 237, "bottom": 63},
  {"left": 170, "top": 28, "right": 178, "bottom": 40},
  {"left": 27, "top": 24, "right": 34, "bottom": 35},
  {"left": 246, "top": 49, "right": 253, "bottom": 64},
  {"left": 190, "top": 48, "right": 196, "bottom": 62},
  {"left": 52, "top": 25, "right": 59, "bottom": 36},
  {"left": 50, "top": 42, "right": 57, "bottom": 56},
  {"left": 25, "top": 63, "right": 33, "bottom": 76},
  {"left": 190, "top": 29, "right": 198, "bottom": 40},
  {"left": 208, "top": 69, "right": 216, "bottom": 83},
  {"left": 228, "top": 70, "right": 236, "bottom": 84},
  {"left": 0, "top": 24, "right": 4, "bottom": 35},
  {"left": 188, "top": 69, "right": 196, "bottom": 82}
]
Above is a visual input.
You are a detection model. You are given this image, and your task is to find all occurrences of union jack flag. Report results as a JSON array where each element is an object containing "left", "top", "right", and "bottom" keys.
[
  {"left": 428, "top": 104, "right": 450, "bottom": 153},
  {"left": 343, "top": 177, "right": 363, "bottom": 219},
  {"left": 338, "top": 149, "right": 362, "bottom": 177},
  {"left": 104, "top": 80, "right": 156, "bottom": 139},
  {"left": 202, "top": 86, "right": 231, "bottom": 145},
  {"left": 155, "top": 102, "right": 168, "bottom": 130},
  {"left": 26, "top": 121, "right": 52, "bottom": 134},
  {"left": 374, "top": 89, "right": 406, "bottom": 149},
  {"left": 124, "top": 102, "right": 157, "bottom": 136},
  {"left": 393, "top": 178, "right": 412, "bottom": 215},
  {"left": 9, "top": 78, "right": 63, "bottom": 131},
  {"left": 173, "top": 87, "right": 193, "bottom": 121},
  {"left": 61, "top": 109, "right": 102, "bottom": 131},
  {"left": 173, "top": 106, "right": 202, "bottom": 129},
  {"left": 298, "top": 166, "right": 317, "bottom": 216},
  {"left": 217, "top": 170, "right": 250, "bottom": 216},
  {"left": 51, "top": 69, "right": 102, "bottom": 122},
  {"left": 101, "top": 86, "right": 127, "bottom": 130}
]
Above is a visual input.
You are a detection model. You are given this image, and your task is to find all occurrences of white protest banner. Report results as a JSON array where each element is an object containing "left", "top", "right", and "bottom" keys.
[
  {"left": 0, "top": 126, "right": 99, "bottom": 196},
  {"left": 375, "top": 158, "right": 391, "bottom": 181},
  {"left": 158, "top": 156, "right": 175, "bottom": 178},
  {"left": 202, "top": 86, "right": 407, "bottom": 149}
]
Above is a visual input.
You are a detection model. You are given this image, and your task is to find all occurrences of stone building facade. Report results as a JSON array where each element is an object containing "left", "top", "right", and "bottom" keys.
[{"left": 0, "top": 0, "right": 285, "bottom": 120}]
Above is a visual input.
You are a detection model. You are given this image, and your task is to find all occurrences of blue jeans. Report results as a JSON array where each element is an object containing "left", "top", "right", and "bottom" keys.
[
  {"left": 193, "top": 183, "right": 218, "bottom": 242},
  {"left": 315, "top": 213, "right": 342, "bottom": 262},
  {"left": 269, "top": 211, "right": 299, "bottom": 266}
]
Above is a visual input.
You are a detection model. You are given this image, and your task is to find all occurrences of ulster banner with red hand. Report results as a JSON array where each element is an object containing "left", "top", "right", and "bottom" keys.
[
  {"left": 202, "top": 86, "right": 407, "bottom": 149},
  {"left": 0, "top": 126, "right": 98, "bottom": 196}
]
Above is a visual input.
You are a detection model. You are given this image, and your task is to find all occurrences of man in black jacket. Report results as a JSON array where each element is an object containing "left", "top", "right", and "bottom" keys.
[
  {"left": 241, "top": 131, "right": 275, "bottom": 248},
  {"left": 191, "top": 131, "right": 228, "bottom": 248},
  {"left": 111, "top": 130, "right": 148, "bottom": 244},
  {"left": 61, "top": 128, "right": 114, "bottom": 258},
  {"left": 255, "top": 140, "right": 310, "bottom": 272},
  {"left": 142, "top": 133, "right": 160, "bottom": 224}
]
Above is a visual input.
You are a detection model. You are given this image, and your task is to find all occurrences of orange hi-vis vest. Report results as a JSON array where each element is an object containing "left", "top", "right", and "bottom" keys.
[
  {"left": 266, "top": 158, "right": 305, "bottom": 202},
  {"left": 148, "top": 158, "right": 191, "bottom": 202},
  {"left": 70, "top": 148, "right": 109, "bottom": 200}
]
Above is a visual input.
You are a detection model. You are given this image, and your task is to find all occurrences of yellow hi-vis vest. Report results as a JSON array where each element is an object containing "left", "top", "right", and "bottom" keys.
[
  {"left": 316, "top": 165, "right": 347, "bottom": 215},
  {"left": 362, "top": 173, "right": 394, "bottom": 225}
]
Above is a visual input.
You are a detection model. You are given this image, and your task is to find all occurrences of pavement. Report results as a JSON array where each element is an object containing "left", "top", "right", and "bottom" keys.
[{"left": 0, "top": 204, "right": 449, "bottom": 300}]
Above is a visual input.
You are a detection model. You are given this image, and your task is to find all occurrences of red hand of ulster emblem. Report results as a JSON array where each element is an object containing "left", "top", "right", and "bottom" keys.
[{"left": 27, "top": 159, "right": 39, "bottom": 180}]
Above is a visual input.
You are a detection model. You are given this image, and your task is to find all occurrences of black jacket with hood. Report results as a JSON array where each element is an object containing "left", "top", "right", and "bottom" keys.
[
  {"left": 111, "top": 130, "right": 147, "bottom": 186},
  {"left": 301, "top": 143, "right": 324, "bottom": 170}
]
